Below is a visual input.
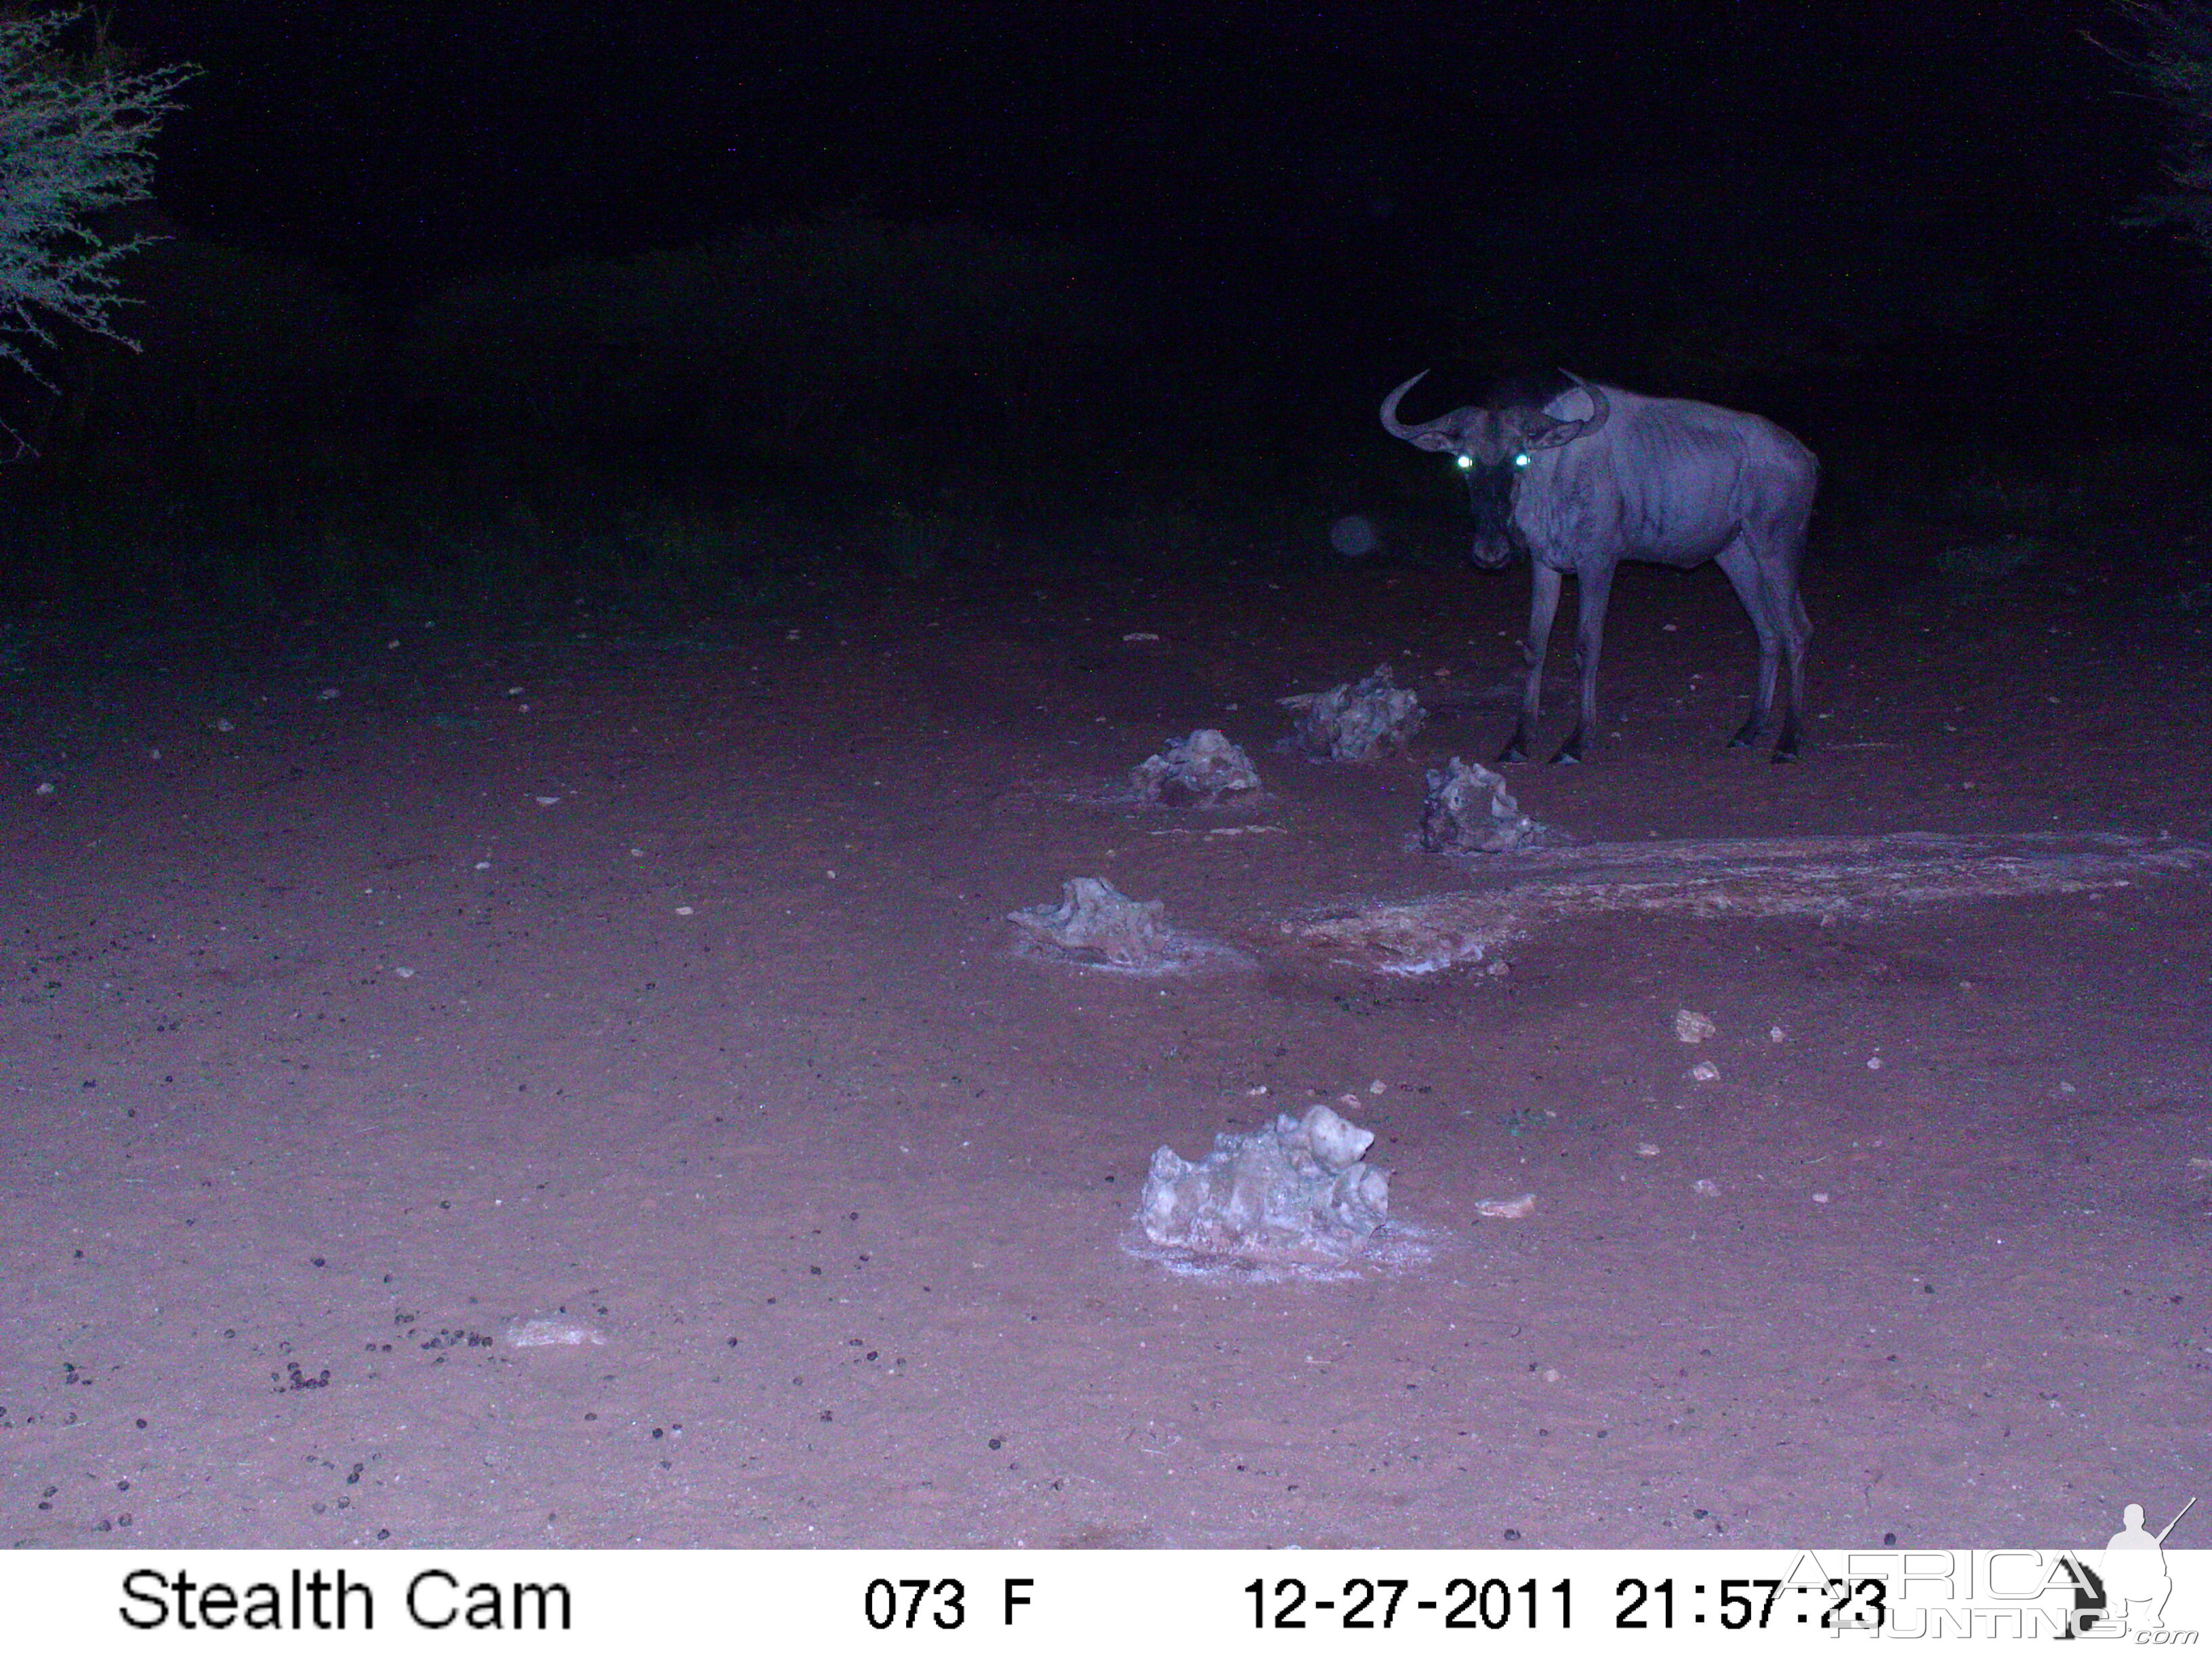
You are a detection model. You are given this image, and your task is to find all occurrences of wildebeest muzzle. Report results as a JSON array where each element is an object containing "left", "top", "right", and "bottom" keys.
[{"left": 1465, "top": 460, "right": 1522, "bottom": 569}]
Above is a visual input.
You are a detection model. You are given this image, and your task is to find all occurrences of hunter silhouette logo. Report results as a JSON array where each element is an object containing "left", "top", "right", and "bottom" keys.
[
  {"left": 2067, "top": 1496, "right": 2196, "bottom": 1637},
  {"left": 2100, "top": 1497, "right": 2194, "bottom": 1633}
]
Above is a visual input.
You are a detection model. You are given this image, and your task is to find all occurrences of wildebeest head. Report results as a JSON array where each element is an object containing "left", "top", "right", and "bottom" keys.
[{"left": 1380, "top": 369, "right": 1611, "bottom": 568}]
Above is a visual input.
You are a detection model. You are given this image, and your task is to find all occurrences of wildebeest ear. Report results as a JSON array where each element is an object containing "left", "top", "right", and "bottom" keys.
[
  {"left": 1410, "top": 432, "right": 1455, "bottom": 452},
  {"left": 1542, "top": 383, "right": 1603, "bottom": 425},
  {"left": 1515, "top": 410, "right": 1584, "bottom": 449}
]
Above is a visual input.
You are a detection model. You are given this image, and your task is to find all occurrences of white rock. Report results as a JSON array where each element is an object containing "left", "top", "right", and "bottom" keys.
[
  {"left": 1130, "top": 728, "right": 1261, "bottom": 805},
  {"left": 1475, "top": 1193, "right": 1537, "bottom": 1219},
  {"left": 1420, "top": 757, "right": 1549, "bottom": 853},
  {"left": 504, "top": 1317, "right": 606, "bottom": 1347},
  {"left": 1279, "top": 664, "right": 1425, "bottom": 761},
  {"left": 1674, "top": 1010, "right": 1719, "bottom": 1044},
  {"left": 1139, "top": 1102, "right": 1391, "bottom": 1263}
]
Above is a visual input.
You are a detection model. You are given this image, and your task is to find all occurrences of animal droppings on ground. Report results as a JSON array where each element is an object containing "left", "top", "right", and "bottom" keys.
[
  {"left": 1420, "top": 756, "right": 1551, "bottom": 853},
  {"left": 1278, "top": 663, "right": 1425, "bottom": 761},
  {"left": 1128, "top": 728, "right": 1263, "bottom": 806}
]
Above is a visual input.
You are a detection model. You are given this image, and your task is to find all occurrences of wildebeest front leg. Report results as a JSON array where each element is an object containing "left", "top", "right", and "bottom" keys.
[
  {"left": 1498, "top": 561, "right": 1563, "bottom": 763},
  {"left": 1551, "top": 561, "right": 1615, "bottom": 763}
]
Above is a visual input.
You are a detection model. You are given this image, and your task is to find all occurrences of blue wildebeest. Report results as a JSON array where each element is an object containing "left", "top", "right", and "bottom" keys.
[{"left": 1380, "top": 370, "right": 1818, "bottom": 762}]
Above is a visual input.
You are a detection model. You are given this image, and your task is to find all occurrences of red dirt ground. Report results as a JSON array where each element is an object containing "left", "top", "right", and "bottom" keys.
[{"left": 3, "top": 544, "right": 2209, "bottom": 1551}]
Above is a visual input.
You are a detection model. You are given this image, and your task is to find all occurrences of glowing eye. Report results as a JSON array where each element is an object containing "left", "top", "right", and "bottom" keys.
[
  {"left": 1513, "top": 452, "right": 1532, "bottom": 468},
  {"left": 1456, "top": 455, "right": 1473, "bottom": 470}
]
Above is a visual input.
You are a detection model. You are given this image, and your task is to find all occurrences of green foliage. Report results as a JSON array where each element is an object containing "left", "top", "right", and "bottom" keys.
[
  {"left": 2168, "top": 579, "right": 2212, "bottom": 611},
  {"left": 2081, "top": 436, "right": 2212, "bottom": 512},
  {"left": 0, "top": 9, "right": 195, "bottom": 387},
  {"left": 400, "top": 216, "right": 1133, "bottom": 490},
  {"left": 1938, "top": 465, "right": 2088, "bottom": 540},
  {"left": 1935, "top": 536, "right": 2051, "bottom": 588},
  {"left": 2107, "top": 1, "right": 2212, "bottom": 260},
  {"left": 81, "top": 239, "right": 366, "bottom": 436},
  {"left": 874, "top": 501, "right": 964, "bottom": 581}
]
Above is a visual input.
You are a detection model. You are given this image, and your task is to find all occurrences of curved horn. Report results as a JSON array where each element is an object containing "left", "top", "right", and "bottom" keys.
[
  {"left": 1560, "top": 371, "right": 1610, "bottom": 438},
  {"left": 1379, "top": 370, "right": 1434, "bottom": 440}
]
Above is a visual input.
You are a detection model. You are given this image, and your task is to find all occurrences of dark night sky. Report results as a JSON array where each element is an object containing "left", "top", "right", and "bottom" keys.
[
  {"left": 128, "top": 1, "right": 2177, "bottom": 289},
  {"left": 88, "top": 0, "right": 2210, "bottom": 448}
]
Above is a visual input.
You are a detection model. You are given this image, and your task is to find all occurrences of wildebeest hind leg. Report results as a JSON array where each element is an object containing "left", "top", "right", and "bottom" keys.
[
  {"left": 1715, "top": 539, "right": 1781, "bottom": 751},
  {"left": 1771, "top": 589, "right": 1812, "bottom": 761}
]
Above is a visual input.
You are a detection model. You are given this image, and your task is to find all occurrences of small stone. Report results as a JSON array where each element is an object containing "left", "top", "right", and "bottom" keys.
[
  {"left": 1674, "top": 1010, "right": 1718, "bottom": 1044},
  {"left": 504, "top": 1317, "right": 606, "bottom": 1348}
]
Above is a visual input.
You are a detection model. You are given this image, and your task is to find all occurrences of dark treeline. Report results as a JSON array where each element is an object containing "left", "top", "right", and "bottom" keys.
[{"left": 1, "top": 152, "right": 2207, "bottom": 615}]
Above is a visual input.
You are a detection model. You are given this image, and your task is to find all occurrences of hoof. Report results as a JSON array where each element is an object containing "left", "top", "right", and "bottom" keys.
[
  {"left": 1770, "top": 746, "right": 1801, "bottom": 765},
  {"left": 1726, "top": 733, "right": 1757, "bottom": 750},
  {"left": 1495, "top": 742, "right": 1530, "bottom": 764},
  {"left": 1547, "top": 747, "right": 1583, "bottom": 766}
]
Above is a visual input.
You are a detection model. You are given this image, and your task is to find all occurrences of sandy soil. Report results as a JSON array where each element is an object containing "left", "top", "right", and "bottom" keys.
[{"left": 3, "top": 544, "right": 2209, "bottom": 1551}]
